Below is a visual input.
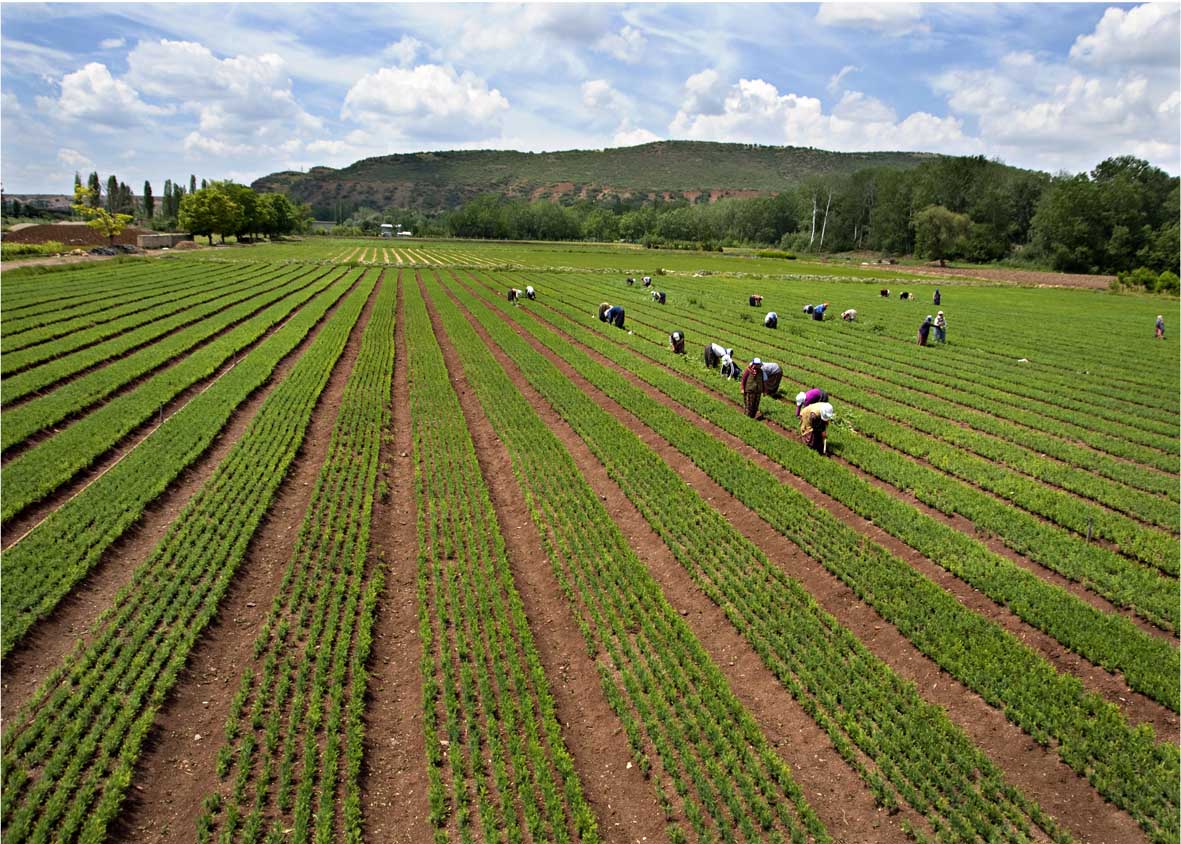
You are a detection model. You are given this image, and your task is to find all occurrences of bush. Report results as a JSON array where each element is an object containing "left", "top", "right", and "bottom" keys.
[
  {"left": 1157, "top": 270, "right": 1179, "bottom": 294},
  {"left": 755, "top": 249, "right": 797, "bottom": 259},
  {"left": 1, "top": 240, "right": 65, "bottom": 260}
]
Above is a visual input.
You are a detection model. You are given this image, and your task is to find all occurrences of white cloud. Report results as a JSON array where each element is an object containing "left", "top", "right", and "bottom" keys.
[
  {"left": 100, "top": 37, "right": 126, "bottom": 50},
  {"left": 384, "top": 35, "right": 437, "bottom": 67},
  {"left": 582, "top": 79, "right": 616, "bottom": 110},
  {"left": 36, "top": 62, "right": 172, "bottom": 127},
  {"left": 57, "top": 147, "right": 92, "bottom": 169},
  {"left": 341, "top": 64, "right": 509, "bottom": 141},
  {"left": 613, "top": 120, "right": 660, "bottom": 147},
  {"left": 1070, "top": 4, "right": 1180, "bottom": 67},
  {"left": 827, "top": 65, "right": 859, "bottom": 95},
  {"left": 183, "top": 132, "right": 254, "bottom": 157},
  {"left": 670, "top": 74, "right": 977, "bottom": 156},
  {"left": 815, "top": 3, "right": 928, "bottom": 36},
  {"left": 680, "top": 68, "right": 727, "bottom": 115},
  {"left": 596, "top": 25, "right": 647, "bottom": 64}
]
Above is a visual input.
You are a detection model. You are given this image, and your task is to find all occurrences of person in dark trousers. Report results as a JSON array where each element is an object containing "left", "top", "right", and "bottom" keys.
[
  {"left": 799, "top": 402, "right": 835, "bottom": 454},
  {"left": 525, "top": 285, "right": 536, "bottom": 300},
  {"left": 598, "top": 302, "right": 610, "bottom": 321},
  {"left": 764, "top": 311, "right": 778, "bottom": 328},
  {"left": 652, "top": 290, "right": 666, "bottom": 304},
  {"left": 900, "top": 291, "right": 910, "bottom": 300},
  {"left": 795, "top": 388, "right": 828, "bottom": 417},
  {"left": 670, "top": 330, "right": 686, "bottom": 354},
  {"left": 507, "top": 287, "right": 521, "bottom": 303},
  {"left": 749, "top": 294, "right": 763, "bottom": 307},
  {"left": 704, "top": 342, "right": 732, "bottom": 369},
  {"left": 720, "top": 349, "right": 739, "bottom": 380},
  {"left": 604, "top": 305, "right": 626, "bottom": 328},
  {"left": 880, "top": 288, "right": 890, "bottom": 297},
  {"left": 812, "top": 302, "right": 829, "bottom": 321},
  {"left": 918, "top": 315, "right": 933, "bottom": 345},
  {"left": 803, "top": 304, "right": 815, "bottom": 315},
  {"left": 643, "top": 276, "right": 653, "bottom": 287},
  {"left": 626, "top": 277, "right": 635, "bottom": 286},
  {"left": 741, "top": 358, "right": 764, "bottom": 418},
  {"left": 934, "top": 311, "right": 947, "bottom": 343},
  {"left": 1156, "top": 314, "right": 1165, "bottom": 339},
  {"left": 759, "top": 361, "right": 783, "bottom": 396},
  {"left": 933, "top": 288, "right": 941, "bottom": 306}
]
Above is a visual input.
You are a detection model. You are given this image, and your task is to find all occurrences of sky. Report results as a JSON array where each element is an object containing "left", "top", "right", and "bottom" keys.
[{"left": 1, "top": 2, "right": 1178, "bottom": 194}]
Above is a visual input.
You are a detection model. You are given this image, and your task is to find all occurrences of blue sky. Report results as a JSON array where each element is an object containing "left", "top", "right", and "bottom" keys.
[{"left": 2, "top": 2, "right": 1178, "bottom": 194}]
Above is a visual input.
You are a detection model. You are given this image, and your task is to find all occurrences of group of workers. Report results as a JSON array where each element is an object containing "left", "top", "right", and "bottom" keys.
[
  {"left": 506, "top": 285, "right": 536, "bottom": 304},
  {"left": 918, "top": 311, "right": 948, "bottom": 345}
]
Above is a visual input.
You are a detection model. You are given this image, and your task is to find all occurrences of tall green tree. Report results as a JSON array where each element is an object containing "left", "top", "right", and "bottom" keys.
[
  {"left": 913, "top": 204, "right": 970, "bottom": 266},
  {"left": 179, "top": 185, "right": 243, "bottom": 244},
  {"left": 72, "top": 185, "right": 133, "bottom": 244},
  {"left": 189, "top": 174, "right": 197, "bottom": 194},
  {"left": 142, "top": 181, "right": 155, "bottom": 221},
  {"left": 86, "top": 172, "right": 102, "bottom": 208},
  {"left": 106, "top": 175, "right": 119, "bottom": 213}
]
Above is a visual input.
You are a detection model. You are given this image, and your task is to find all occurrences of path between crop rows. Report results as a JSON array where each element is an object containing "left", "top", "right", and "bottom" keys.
[
  {"left": 446, "top": 273, "right": 1151, "bottom": 844},
  {"left": 0, "top": 271, "right": 369, "bottom": 725},
  {"left": 456, "top": 271, "right": 1177, "bottom": 733},
  {"left": 434, "top": 277, "right": 930, "bottom": 844},
  {"left": 359, "top": 274, "right": 433, "bottom": 844},
  {"left": 424, "top": 280, "right": 674, "bottom": 844},
  {"left": 110, "top": 272, "right": 383, "bottom": 843}
]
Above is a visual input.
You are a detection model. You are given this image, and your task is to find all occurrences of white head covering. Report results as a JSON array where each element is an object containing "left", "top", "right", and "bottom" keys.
[
  {"left": 526, "top": 285, "right": 534, "bottom": 294},
  {"left": 818, "top": 403, "right": 835, "bottom": 421},
  {"left": 795, "top": 391, "right": 807, "bottom": 405},
  {"left": 726, "top": 348, "right": 733, "bottom": 357},
  {"left": 751, "top": 357, "right": 762, "bottom": 366}
]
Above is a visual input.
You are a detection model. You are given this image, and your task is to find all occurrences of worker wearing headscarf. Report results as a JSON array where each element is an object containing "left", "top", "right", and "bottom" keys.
[
  {"left": 507, "top": 287, "right": 522, "bottom": 303},
  {"left": 933, "top": 288, "right": 941, "bottom": 306},
  {"left": 704, "top": 342, "right": 731, "bottom": 369},
  {"left": 759, "top": 361, "right": 783, "bottom": 396},
  {"left": 741, "top": 358, "right": 764, "bottom": 418},
  {"left": 598, "top": 302, "right": 610, "bottom": 322},
  {"left": 652, "top": 290, "right": 666, "bottom": 304},
  {"left": 604, "top": 305, "right": 626, "bottom": 328},
  {"left": 795, "top": 388, "right": 829, "bottom": 417},
  {"left": 525, "top": 285, "right": 536, "bottom": 300},
  {"left": 670, "top": 330, "right": 686, "bottom": 354},
  {"left": 841, "top": 308, "right": 857, "bottom": 321},
  {"left": 812, "top": 302, "right": 829, "bottom": 321},
  {"left": 934, "top": 311, "right": 947, "bottom": 343},
  {"left": 918, "top": 315, "right": 933, "bottom": 345},
  {"left": 1156, "top": 314, "right": 1165, "bottom": 339},
  {"left": 799, "top": 402, "right": 835, "bottom": 454},
  {"left": 764, "top": 311, "right": 778, "bottom": 328}
]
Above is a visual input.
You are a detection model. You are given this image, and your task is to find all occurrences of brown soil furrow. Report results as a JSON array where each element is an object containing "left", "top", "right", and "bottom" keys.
[
  {"left": 359, "top": 272, "right": 433, "bottom": 844},
  {"left": 433, "top": 274, "right": 916, "bottom": 844},
  {"left": 461, "top": 273, "right": 1177, "bottom": 731},
  {"left": 1, "top": 268, "right": 350, "bottom": 551},
  {"left": 0, "top": 270, "right": 367, "bottom": 721},
  {"left": 110, "top": 272, "right": 383, "bottom": 843},
  {"left": 447, "top": 274, "right": 1153, "bottom": 844}
]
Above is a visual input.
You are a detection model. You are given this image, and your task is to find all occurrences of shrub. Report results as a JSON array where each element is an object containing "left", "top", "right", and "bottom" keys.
[
  {"left": 756, "top": 249, "right": 797, "bottom": 259},
  {"left": 1, "top": 240, "right": 65, "bottom": 260}
]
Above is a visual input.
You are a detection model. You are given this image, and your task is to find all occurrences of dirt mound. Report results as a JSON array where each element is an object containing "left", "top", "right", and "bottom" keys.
[
  {"left": 170, "top": 240, "right": 202, "bottom": 250},
  {"left": 2, "top": 223, "right": 149, "bottom": 247}
]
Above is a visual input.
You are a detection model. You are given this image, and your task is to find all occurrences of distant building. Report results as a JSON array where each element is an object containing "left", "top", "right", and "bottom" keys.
[
  {"left": 379, "top": 223, "right": 394, "bottom": 238},
  {"left": 396, "top": 230, "right": 413, "bottom": 238}
]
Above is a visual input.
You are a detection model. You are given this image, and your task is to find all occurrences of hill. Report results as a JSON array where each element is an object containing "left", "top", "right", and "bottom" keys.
[{"left": 251, "top": 141, "right": 938, "bottom": 217}]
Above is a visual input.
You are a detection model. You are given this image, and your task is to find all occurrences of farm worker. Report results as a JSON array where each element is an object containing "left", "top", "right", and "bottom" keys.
[
  {"left": 749, "top": 294, "right": 763, "bottom": 307},
  {"left": 507, "top": 287, "right": 522, "bottom": 303},
  {"left": 933, "top": 288, "right": 941, "bottom": 306},
  {"left": 799, "top": 402, "right": 835, "bottom": 454},
  {"left": 880, "top": 288, "right": 890, "bottom": 297},
  {"left": 652, "top": 290, "right": 667, "bottom": 304},
  {"left": 1155, "top": 314, "right": 1165, "bottom": 339},
  {"left": 643, "top": 275, "right": 653, "bottom": 287},
  {"left": 918, "top": 315, "right": 933, "bottom": 346},
  {"left": 604, "top": 305, "right": 626, "bottom": 328},
  {"left": 841, "top": 308, "right": 857, "bottom": 322},
  {"left": 760, "top": 361, "right": 784, "bottom": 396},
  {"left": 803, "top": 304, "right": 815, "bottom": 315},
  {"left": 795, "top": 388, "right": 829, "bottom": 417},
  {"left": 525, "top": 285, "right": 536, "bottom": 300},
  {"left": 670, "top": 330, "right": 686, "bottom": 354},
  {"left": 720, "top": 349, "right": 739, "bottom": 380},
  {"left": 900, "top": 291, "right": 910, "bottom": 300},
  {"left": 741, "top": 358, "right": 764, "bottom": 418},
  {"left": 934, "top": 311, "right": 947, "bottom": 343},
  {"left": 704, "top": 342, "right": 731, "bottom": 369},
  {"left": 764, "top": 311, "right": 778, "bottom": 328},
  {"left": 597, "top": 302, "right": 611, "bottom": 322},
  {"left": 812, "top": 302, "right": 828, "bottom": 321},
  {"left": 626, "top": 276, "right": 635, "bottom": 286}
]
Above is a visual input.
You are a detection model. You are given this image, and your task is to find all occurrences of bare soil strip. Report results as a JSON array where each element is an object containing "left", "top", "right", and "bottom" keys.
[
  {"left": 0, "top": 271, "right": 366, "bottom": 721},
  {"left": 110, "top": 273, "right": 383, "bottom": 844},
  {"left": 424, "top": 281, "right": 676, "bottom": 844},
  {"left": 449, "top": 275, "right": 1154, "bottom": 844},
  {"left": 359, "top": 273, "right": 434, "bottom": 844},
  {"left": 434, "top": 276, "right": 916, "bottom": 844},
  {"left": 472, "top": 277, "right": 1177, "bottom": 735}
]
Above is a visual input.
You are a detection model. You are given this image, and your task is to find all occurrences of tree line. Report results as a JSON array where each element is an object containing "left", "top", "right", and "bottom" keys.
[
  {"left": 70, "top": 171, "right": 311, "bottom": 242},
  {"left": 330, "top": 154, "right": 1178, "bottom": 281}
]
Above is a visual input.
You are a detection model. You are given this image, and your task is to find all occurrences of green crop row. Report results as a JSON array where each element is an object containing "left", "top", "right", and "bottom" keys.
[
  {"left": 1, "top": 260, "right": 191, "bottom": 321},
  {"left": 1, "top": 261, "right": 239, "bottom": 354},
  {"left": 488, "top": 271, "right": 1179, "bottom": 648},
  {"left": 541, "top": 275, "right": 1179, "bottom": 573},
  {"left": 0, "top": 270, "right": 367, "bottom": 656},
  {"left": 0, "top": 271, "right": 375, "bottom": 844},
  {"left": 1, "top": 264, "right": 328, "bottom": 455},
  {"left": 447, "top": 270, "right": 1179, "bottom": 844},
  {"left": 197, "top": 273, "right": 396, "bottom": 844},
  {"left": 424, "top": 272, "right": 834, "bottom": 844},
  {"left": 1, "top": 267, "right": 351, "bottom": 524},
  {"left": 403, "top": 275, "right": 599, "bottom": 844},
  {"left": 1, "top": 261, "right": 311, "bottom": 406}
]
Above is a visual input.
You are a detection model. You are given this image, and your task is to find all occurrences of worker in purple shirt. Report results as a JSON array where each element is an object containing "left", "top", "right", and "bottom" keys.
[{"left": 795, "top": 388, "right": 829, "bottom": 417}]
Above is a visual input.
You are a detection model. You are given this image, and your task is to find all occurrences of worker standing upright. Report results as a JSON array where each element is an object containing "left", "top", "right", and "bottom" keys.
[
  {"left": 1156, "top": 314, "right": 1165, "bottom": 339},
  {"left": 741, "top": 358, "right": 764, "bottom": 418},
  {"left": 799, "top": 402, "right": 835, "bottom": 454},
  {"left": 933, "top": 288, "right": 941, "bottom": 306},
  {"left": 918, "top": 315, "right": 933, "bottom": 346},
  {"left": 934, "top": 311, "right": 947, "bottom": 343}
]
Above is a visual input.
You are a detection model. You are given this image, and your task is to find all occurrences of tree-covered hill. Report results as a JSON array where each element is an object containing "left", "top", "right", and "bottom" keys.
[{"left": 251, "top": 141, "right": 939, "bottom": 217}]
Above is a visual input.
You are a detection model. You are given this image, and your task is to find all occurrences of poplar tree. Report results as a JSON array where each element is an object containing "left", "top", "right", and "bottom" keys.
[{"left": 143, "top": 181, "right": 155, "bottom": 221}]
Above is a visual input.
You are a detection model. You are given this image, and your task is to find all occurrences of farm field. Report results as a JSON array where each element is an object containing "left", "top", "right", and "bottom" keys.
[{"left": 1, "top": 238, "right": 1177, "bottom": 844}]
